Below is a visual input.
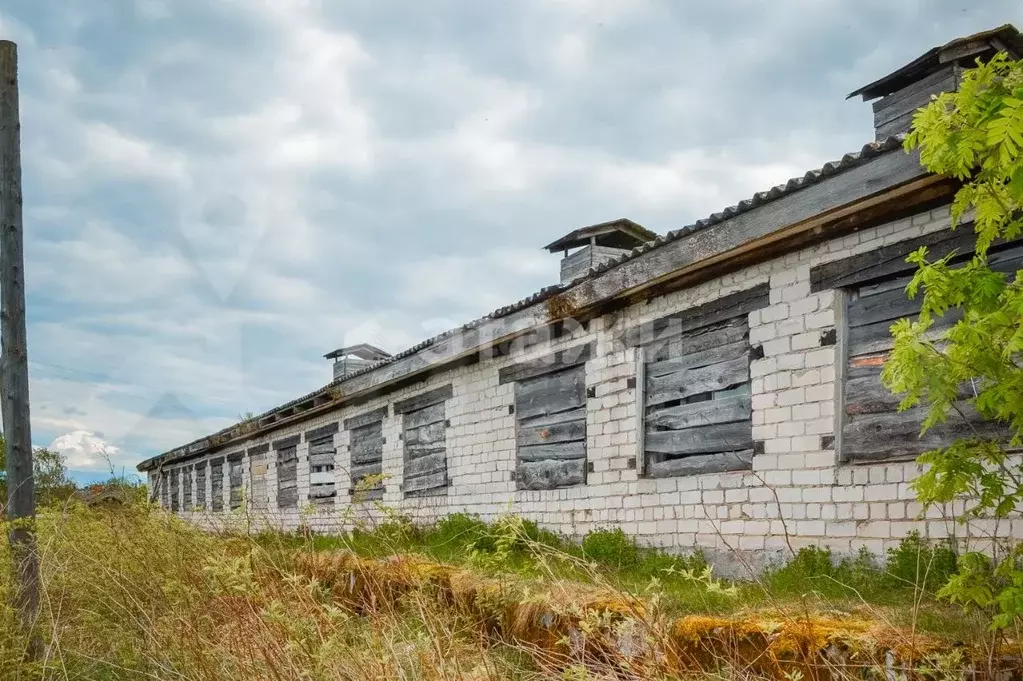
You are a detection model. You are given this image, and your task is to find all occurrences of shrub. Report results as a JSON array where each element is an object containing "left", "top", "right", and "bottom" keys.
[
  {"left": 582, "top": 528, "right": 640, "bottom": 569},
  {"left": 884, "top": 531, "right": 958, "bottom": 593}
]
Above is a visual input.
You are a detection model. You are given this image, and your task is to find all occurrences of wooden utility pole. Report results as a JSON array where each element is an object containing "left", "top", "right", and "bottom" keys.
[{"left": 0, "top": 39, "right": 40, "bottom": 654}]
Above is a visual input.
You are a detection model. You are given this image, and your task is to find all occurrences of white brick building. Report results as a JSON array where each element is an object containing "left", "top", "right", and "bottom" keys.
[{"left": 138, "top": 26, "right": 1023, "bottom": 572}]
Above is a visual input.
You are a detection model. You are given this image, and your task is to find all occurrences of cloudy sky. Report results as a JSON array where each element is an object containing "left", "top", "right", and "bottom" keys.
[{"left": 2, "top": 1, "right": 1021, "bottom": 482}]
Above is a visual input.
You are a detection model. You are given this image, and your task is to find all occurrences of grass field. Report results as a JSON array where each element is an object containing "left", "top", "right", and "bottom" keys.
[{"left": 0, "top": 500, "right": 1015, "bottom": 680}]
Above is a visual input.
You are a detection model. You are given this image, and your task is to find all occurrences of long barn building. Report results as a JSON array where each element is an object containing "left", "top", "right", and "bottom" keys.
[{"left": 138, "top": 25, "right": 1023, "bottom": 569}]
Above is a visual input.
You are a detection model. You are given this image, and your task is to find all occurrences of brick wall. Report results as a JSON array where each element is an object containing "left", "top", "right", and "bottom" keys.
[{"left": 160, "top": 205, "right": 1022, "bottom": 573}]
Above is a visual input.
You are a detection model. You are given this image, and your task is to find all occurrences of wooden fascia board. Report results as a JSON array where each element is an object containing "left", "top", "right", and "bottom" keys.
[{"left": 140, "top": 148, "right": 938, "bottom": 471}]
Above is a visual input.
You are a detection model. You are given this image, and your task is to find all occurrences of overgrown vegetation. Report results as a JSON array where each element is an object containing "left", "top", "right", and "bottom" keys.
[
  {"left": 0, "top": 501, "right": 1017, "bottom": 680},
  {"left": 885, "top": 52, "right": 1023, "bottom": 629}
]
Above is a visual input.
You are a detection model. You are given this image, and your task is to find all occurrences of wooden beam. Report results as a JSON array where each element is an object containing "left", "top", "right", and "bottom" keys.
[
  {"left": 343, "top": 406, "right": 388, "bottom": 431},
  {"left": 0, "top": 39, "right": 38, "bottom": 654},
  {"left": 304, "top": 422, "right": 339, "bottom": 442},
  {"left": 393, "top": 384, "right": 453, "bottom": 415},
  {"left": 498, "top": 342, "right": 594, "bottom": 384}
]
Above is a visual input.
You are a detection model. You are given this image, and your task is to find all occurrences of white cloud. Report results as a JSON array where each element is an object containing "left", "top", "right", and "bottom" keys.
[{"left": 48, "top": 430, "right": 124, "bottom": 472}]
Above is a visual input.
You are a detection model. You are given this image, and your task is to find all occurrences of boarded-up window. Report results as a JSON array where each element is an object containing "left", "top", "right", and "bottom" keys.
[
  {"left": 182, "top": 466, "right": 192, "bottom": 510},
  {"left": 161, "top": 470, "right": 170, "bottom": 510},
  {"left": 345, "top": 407, "right": 387, "bottom": 500},
  {"left": 170, "top": 468, "right": 180, "bottom": 512},
  {"left": 499, "top": 344, "right": 593, "bottom": 490},
  {"left": 195, "top": 463, "right": 206, "bottom": 510},
  {"left": 248, "top": 445, "right": 268, "bottom": 511},
  {"left": 228, "top": 454, "right": 243, "bottom": 510},
  {"left": 622, "top": 285, "right": 768, "bottom": 478},
  {"left": 306, "top": 422, "right": 339, "bottom": 505},
  {"left": 275, "top": 435, "right": 300, "bottom": 509},
  {"left": 810, "top": 227, "right": 1023, "bottom": 462},
  {"left": 395, "top": 385, "right": 452, "bottom": 497},
  {"left": 210, "top": 458, "right": 224, "bottom": 512}
]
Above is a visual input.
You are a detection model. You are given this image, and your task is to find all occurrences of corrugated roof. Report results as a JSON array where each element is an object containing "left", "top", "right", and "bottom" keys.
[{"left": 139, "top": 135, "right": 908, "bottom": 470}]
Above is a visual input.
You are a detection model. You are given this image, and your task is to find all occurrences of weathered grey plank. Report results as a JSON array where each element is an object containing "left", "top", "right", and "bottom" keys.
[
  {"left": 843, "top": 403, "right": 1010, "bottom": 461},
  {"left": 393, "top": 384, "right": 453, "bottom": 415},
  {"left": 646, "top": 394, "right": 751, "bottom": 430},
  {"left": 405, "top": 443, "right": 446, "bottom": 459},
  {"left": 646, "top": 340, "right": 749, "bottom": 377},
  {"left": 622, "top": 284, "right": 768, "bottom": 348},
  {"left": 277, "top": 467, "right": 297, "bottom": 483},
  {"left": 247, "top": 443, "right": 269, "bottom": 456},
  {"left": 309, "top": 452, "right": 335, "bottom": 467},
  {"left": 645, "top": 421, "right": 753, "bottom": 455},
  {"left": 515, "top": 367, "right": 586, "bottom": 420},
  {"left": 645, "top": 317, "right": 747, "bottom": 363},
  {"left": 182, "top": 468, "right": 192, "bottom": 508},
  {"left": 645, "top": 357, "right": 749, "bottom": 406},
  {"left": 170, "top": 469, "right": 180, "bottom": 512},
  {"left": 498, "top": 342, "right": 594, "bottom": 384},
  {"left": 277, "top": 488, "right": 298, "bottom": 508},
  {"left": 273, "top": 435, "right": 300, "bottom": 450},
  {"left": 195, "top": 465, "right": 206, "bottom": 509},
  {"left": 210, "top": 461, "right": 224, "bottom": 512},
  {"left": 405, "top": 452, "right": 446, "bottom": 478},
  {"left": 847, "top": 285, "right": 923, "bottom": 328},
  {"left": 646, "top": 450, "right": 753, "bottom": 478},
  {"left": 810, "top": 227, "right": 974, "bottom": 292},
  {"left": 351, "top": 462, "right": 382, "bottom": 482},
  {"left": 517, "top": 440, "right": 586, "bottom": 463},
  {"left": 405, "top": 421, "right": 446, "bottom": 446},
  {"left": 344, "top": 406, "right": 388, "bottom": 431},
  {"left": 402, "top": 402, "right": 446, "bottom": 430},
  {"left": 403, "top": 470, "right": 447, "bottom": 494},
  {"left": 872, "top": 66, "right": 955, "bottom": 118},
  {"left": 516, "top": 416, "right": 586, "bottom": 447},
  {"left": 309, "top": 436, "right": 335, "bottom": 452},
  {"left": 305, "top": 422, "right": 339, "bottom": 441},
  {"left": 516, "top": 459, "right": 585, "bottom": 490},
  {"left": 309, "top": 484, "right": 335, "bottom": 501},
  {"left": 351, "top": 442, "right": 383, "bottom": 465}
]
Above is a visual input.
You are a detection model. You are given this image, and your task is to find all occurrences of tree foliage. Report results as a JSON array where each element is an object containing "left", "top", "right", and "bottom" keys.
[
  {"left": 885, "top": 53, "right": 1023, "bottom": 628},
  {"left": 0, "top": 436, "right": 75, "bottom": 510}
]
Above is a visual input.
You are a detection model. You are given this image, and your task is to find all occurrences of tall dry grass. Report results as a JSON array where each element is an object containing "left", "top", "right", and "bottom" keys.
[
  {"left": 0, "top": 500, "right": 1017, "bottom": 681},
  {"left": 0, "top": 501, "right": 545, "bottom": 680}
]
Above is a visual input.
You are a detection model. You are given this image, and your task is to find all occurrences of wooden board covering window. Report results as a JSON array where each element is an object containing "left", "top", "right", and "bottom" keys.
[
  {"left": 349, "top": 420, "right": 384, "bottom": 500},
  {"left": 210, "top": 459, "right": 224, "bottom": 512},
  {"left": 842, "top": 269, "right": 1016, "bottom": 461},
  {"left": 512, "top": 361, "right": 588, "bottom": 490},
  {"left": 308, "top": 435, "right": 336, "bottom": 504},
  {"left": 812, "top": 229, "right": 1023, "bottom": 462},
  {"left": 248, "top": 451, "right": 268, "bottom": 511},
  {"left": 161, "top": 471, "right": 170, "bottom": 510},
  {"left": 195, "top": 463, "right": 206, "bottom": 510},
  {"left": 228, "top": 456, "right": 243, "bottom": 510},
  {"left": 642, "top": 315, "right": 754, "bottom": 478},
  {"left": 276, "top": 445, "right": 298, "bottom": 509},
  {"left": 398, "top": 387, "right": 451, "bottom": 497},
  {"left": 182, "top": 466, "right": 192, "bottom": 510},
  {"left": 170, "top": 469, "right": 180, "bottom": 512}
]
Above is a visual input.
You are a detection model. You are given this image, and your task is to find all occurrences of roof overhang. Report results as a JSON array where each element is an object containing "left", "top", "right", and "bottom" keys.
[{"left": 543, "top": 218, "right": 657, "bottom": 252}]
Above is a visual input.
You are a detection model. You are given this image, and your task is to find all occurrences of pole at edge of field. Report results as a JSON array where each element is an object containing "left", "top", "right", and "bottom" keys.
[{"left": 0, "top": 39, "right": 40, "bottom": 658}]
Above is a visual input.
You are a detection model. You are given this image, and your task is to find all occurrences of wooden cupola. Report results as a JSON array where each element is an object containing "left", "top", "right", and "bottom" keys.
[
  {"left": 324, "top": 343, "right": 391, "bottom": 381},
  {"left": 544, "top": 218, "right": 657, "bottom": 285},
  {"left": 848, "top": 24, "right": 1023, "bottom": 140}
]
